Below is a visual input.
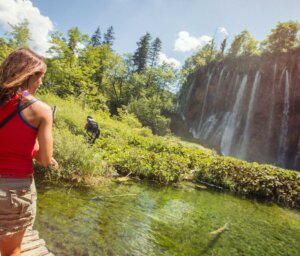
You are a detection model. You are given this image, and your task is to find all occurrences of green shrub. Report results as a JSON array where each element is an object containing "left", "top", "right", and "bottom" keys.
[
  {"left": 35, "top": 128, "right": 103, "bottom": 182},
  {"left": 128, "top": 98, "right": 171, "bottom": 135}
]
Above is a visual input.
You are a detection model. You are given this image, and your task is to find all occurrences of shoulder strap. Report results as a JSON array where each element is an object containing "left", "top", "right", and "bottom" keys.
[{"left": 0, "top": 98, "right": 39, "bottom": 128}]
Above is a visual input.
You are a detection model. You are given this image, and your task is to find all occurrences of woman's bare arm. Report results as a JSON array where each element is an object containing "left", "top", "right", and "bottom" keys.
[{"left": 34, "top": 103, "right": 56, "bottom": 167}]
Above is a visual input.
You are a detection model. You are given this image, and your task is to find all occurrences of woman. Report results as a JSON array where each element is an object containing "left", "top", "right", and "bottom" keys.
[{"left": 0, "top": 48, "right": 58, "bottom": 256}]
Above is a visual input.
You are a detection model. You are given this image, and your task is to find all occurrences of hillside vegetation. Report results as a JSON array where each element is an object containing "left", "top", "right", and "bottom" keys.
[{"left": 36, "top": 93, "right": 300, "bottom": 209}]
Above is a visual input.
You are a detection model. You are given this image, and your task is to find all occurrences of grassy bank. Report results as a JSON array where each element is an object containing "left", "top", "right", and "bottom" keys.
[{"left": 35, "top": 93, "right": 300, "bottom": 209}]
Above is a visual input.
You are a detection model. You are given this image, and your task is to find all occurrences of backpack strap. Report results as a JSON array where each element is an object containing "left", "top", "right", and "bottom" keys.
[{"left": 0, "top": 98, "right": 39, "bottom": 128}]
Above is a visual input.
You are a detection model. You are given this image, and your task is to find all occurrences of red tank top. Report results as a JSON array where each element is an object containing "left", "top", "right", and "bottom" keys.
[{"left": 0, "top": 95, "right": 38, "bottom": 177}]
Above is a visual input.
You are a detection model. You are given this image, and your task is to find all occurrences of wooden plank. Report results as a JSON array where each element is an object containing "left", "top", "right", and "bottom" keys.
[
  {"left": 24, "top": 230, "right": 39, "bottom": 237},
  {"left": 21, "top": 239, "right": 45, "bottom": 252},
  {"left": 22, "top": 232, "right": 40, "bottom": 244},
  {"left": 21, "top": 246, "right": 49, "bottom": 256}
]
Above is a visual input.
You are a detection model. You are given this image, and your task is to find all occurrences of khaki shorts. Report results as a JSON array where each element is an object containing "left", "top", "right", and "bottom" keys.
[{"left": 0, "top": 177, "right": 37, "bottom": 236}]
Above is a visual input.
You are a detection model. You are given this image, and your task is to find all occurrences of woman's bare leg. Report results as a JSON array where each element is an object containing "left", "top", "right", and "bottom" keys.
[{"left": 0, "top": 229, "right": 26, "bottom": 256}]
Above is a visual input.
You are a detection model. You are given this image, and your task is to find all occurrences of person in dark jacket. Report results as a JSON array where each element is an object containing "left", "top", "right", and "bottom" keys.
[{"left": 85, "top": 116, "right": 100, "bottom": 144}]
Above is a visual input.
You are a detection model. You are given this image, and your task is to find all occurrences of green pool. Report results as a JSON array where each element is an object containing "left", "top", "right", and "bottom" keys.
[{"left": 34, "top": 181, "right": 300, "bottom": 256}]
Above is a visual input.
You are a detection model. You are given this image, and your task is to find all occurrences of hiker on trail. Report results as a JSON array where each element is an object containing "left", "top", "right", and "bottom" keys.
[
  {"left": 85, "top": 116, "right": 100, "bottom": 144},
  {"left": 0, "top": 48, "right": 58, "bottom": 256}
]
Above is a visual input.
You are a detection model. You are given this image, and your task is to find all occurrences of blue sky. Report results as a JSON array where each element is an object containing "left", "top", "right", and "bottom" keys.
[{"left": 1, "top": 0, "right": 300, "bottom": 66}]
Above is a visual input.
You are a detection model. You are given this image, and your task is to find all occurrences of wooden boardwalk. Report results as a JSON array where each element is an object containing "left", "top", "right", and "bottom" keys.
[{"left": 21, "top": 229, "right": 54, "bottom": 256}]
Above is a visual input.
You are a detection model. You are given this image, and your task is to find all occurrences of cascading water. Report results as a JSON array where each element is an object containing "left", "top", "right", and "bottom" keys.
[
  {"left": 213, "top": 67, "right": 226, "bottom": 110},
  {"left": 179, "top": 51, "right": 300, "bottom": 171},
  {"left": 239, "top": 71, "right": 261, "bottom": 160},
  {"left": 294, "top": 140, "right": 300, "bottom": 168},
  {"left": 267, "top": 63, "right": 277, "bottom": 146},
  {"left": 186, "top": 79, "right": 196, "bottom": 103},
  {"left": 181, "top": 79, "right": 196, "bottom": 120},
  {"left": 194, "top": 72, "right": 212, "bottom": 137},
  {"left": 278, "top": 70, "right": 290, "bottom": 165},
  {"left": 220, "top": 75, "right": 248, "bottom": 156}
]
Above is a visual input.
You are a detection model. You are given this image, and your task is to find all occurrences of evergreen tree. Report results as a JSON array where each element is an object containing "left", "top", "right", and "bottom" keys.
[
  {"left": 103, "top": 26, "right": 115, "bottom": 47},
  {"left": 91, "top": 27, "right": 101, "bottom": 47},
  {"left": 149, "top": 37, "right": 162, "bottom": 67},
  {"left": 133, "top": 33, "right": 151, "bottom": 73}
]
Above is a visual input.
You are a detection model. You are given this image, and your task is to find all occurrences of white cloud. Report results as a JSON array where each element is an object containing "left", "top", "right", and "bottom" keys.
[
  {"left": 0, "top": 0, "right": 54, "bottom": 56},
  {"left": 174, "top": 31, "right": 212, "bottom": 52},
  {"left": 158, "top": 52, "right": 181, "bottom": 68},
  {"left": 217, "top": 27, "right": 229, "bottom": 36}
]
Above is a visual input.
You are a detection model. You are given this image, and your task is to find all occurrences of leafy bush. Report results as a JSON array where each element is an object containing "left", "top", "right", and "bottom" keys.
[
  {"left": 128, "top": 98, "right": 171, "bottom": 135},
  {"left": 35, "top": 128, "right": 103, "bottom": 183},
  {"left": 193, "top": 156, "right": 300, "bottom": 208},
  {"left": 115, "top": 108, "right": 142, "bottom": 128}
]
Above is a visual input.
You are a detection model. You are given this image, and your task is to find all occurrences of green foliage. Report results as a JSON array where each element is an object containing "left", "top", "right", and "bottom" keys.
[
  {"left": 115, "top": 108, "right": 142, "bottom": 128},
  {"left": 181, "top": 40, "right": 218, "bottom": 75},
  {"left": 7, "top": 19, "right": 31, "bottom": 48},
  {"left": 262, "top": 21, "right": 300, "bottom": 53},
  {"left": 128, "top": 97, "right": 171, "bottom": 135},
  {"left": 0, "top": 38, "right": 13, "bottom": 63},
  {"left": 39, "top": 128, "right": 103, "bottom": 182},
  {"left": 149, "top": 37, "right": 162, "bottom": 67},
  {"left": 103, "top": 26, "right": 115, "bottom": 48},
  {"left": 194, "top": 156, "right": 300, "bottom": 208},
  {"left": 67, "top": 27, "right": 90, "bottom": 54},
  {"left": 228, "top": 30, "right": 259, "bottom": 57},
  {"left": 38, "top": 27, "right": 177, "bottom": 134},
  {"left": 133, "top": 33, "right": 152, "bottom": 73},
  {"left": 91, "top": 27, "right": 101, "bottom": 47}
]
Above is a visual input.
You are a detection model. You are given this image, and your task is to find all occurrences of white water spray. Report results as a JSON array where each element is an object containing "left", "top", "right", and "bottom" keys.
[
  {"left": 278, "top": 70, "right": 290, "bottom": 166},
  {"left": 196, "top": 72, "right": 212, "bottom": 134},
  {"left": 239, "top": 71, "right": 261, "bottom": 159},
  {"left": 267, "top": 64, "right": 278, "bottom": 146},
  {"left": 221, "top": 75, "right": 248, "bottom": 156}
]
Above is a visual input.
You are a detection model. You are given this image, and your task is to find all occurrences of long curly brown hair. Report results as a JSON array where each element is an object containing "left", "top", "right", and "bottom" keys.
[{"left": 0, "top": 48, "right": 47, "bottom": 107}]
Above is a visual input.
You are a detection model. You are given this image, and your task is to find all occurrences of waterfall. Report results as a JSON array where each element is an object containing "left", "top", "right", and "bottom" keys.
[
  {"left": 180, "top": 53, "right": 300, "bottom": 171},
  {"left": 185, "top": 79, "right": 196, "bottom": 105},
  {"left": 181, "top": 79, "right": 196, "bottom": 120},
  {"left": 196, "top": 72, "right": 212, "bottom": 135},
  {"left": 267, "top": 64, "right": 277, "bottom": 148},
  {"left": 214, "top": 67, "right": 226, "bottom": 106},
  {"left": 278, "top": 70, "right": 290, "bottom": 166},
  {"left": 278, "top": 67, "right": 286, "bottom": 89},
  {"left": 220, "top": 75, "right": 248, "bottom": 156},
  {"left": 294, "top": 140, "right": 300, "bottom": 168},
  {"left": 216, "top": 67, "right": 226, "bottom": 92},
  {"left": 239, "top": 71, "right": 261, "bottom": 159},
  {"left": 200, "top": 114, "right": 218, "bottom": 139}
]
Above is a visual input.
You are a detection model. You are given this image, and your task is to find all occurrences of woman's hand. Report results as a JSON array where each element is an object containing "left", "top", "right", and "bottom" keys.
[{"left": 50, "top": 157, "right": 59, "bottom": 169}]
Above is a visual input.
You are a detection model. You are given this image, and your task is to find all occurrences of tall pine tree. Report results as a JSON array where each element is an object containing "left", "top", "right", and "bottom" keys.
[
  {"left": 91, "top": 27, "right": 101, "bottom": 46},
  {"left": 149, "top": 37, "right": 162, "bottom": 67},
  {"left": 133, "top": 32, "right": 151, "bottom": 73},
  {"left": 103, "top": 26, "right": 115, "bottom": 47}
]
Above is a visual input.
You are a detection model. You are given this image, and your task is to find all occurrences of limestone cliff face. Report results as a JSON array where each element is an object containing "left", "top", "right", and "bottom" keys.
[{"left": 178, "top": 49, "right": 300, "bottom": 170}]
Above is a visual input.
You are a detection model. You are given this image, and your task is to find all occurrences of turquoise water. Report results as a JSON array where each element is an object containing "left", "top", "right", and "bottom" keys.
[{"left": 34, "top": 181, "right": 300, "bottom": 256}]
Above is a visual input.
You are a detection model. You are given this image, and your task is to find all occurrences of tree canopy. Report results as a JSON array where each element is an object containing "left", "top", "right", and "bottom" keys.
[{"left": 262, "top": 21, "right": 300, "bottom": 53}]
